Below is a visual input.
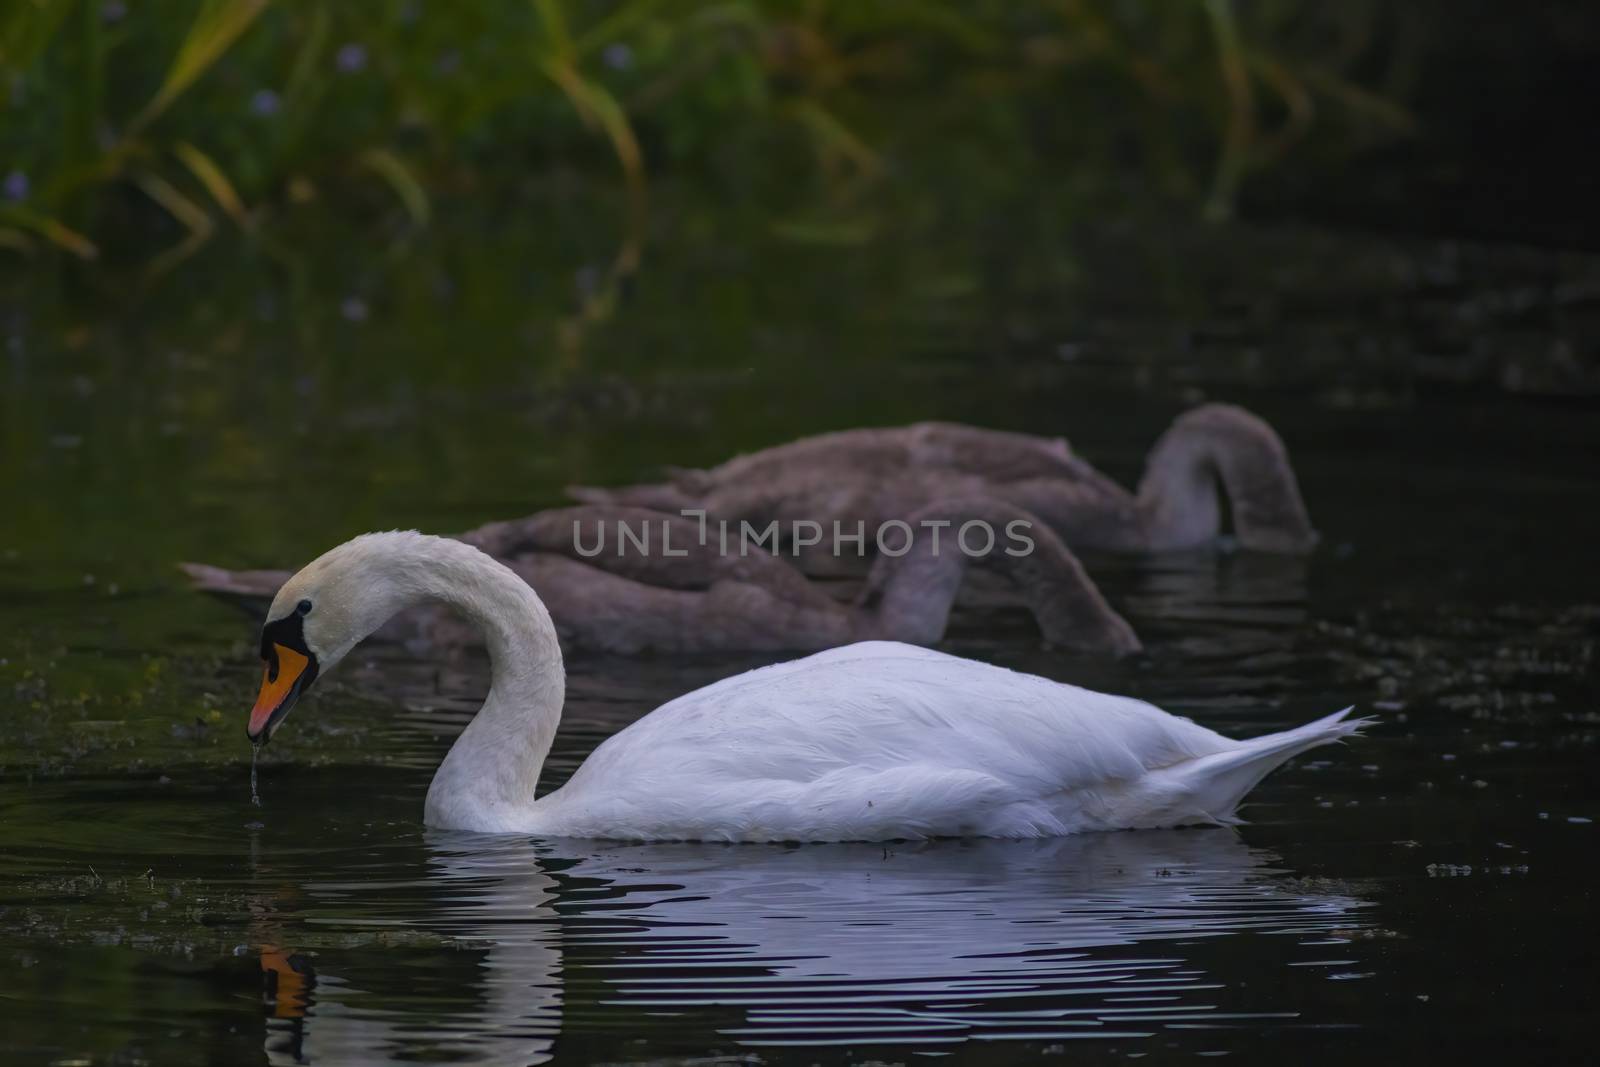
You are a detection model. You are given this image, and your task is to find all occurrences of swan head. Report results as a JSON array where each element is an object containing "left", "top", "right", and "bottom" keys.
[{"left": 247, "top": 532, "right": 423, "bottom": 744}]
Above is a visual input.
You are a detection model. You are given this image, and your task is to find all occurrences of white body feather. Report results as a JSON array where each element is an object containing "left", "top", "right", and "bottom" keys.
[{"left": 516, "top": 642, "right": 1362, "bottom": 841}]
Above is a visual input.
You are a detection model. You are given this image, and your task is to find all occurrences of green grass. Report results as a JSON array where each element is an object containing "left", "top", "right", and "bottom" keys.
[{"left": 0, "top": 0, "right": 1413, "bottom": 278}]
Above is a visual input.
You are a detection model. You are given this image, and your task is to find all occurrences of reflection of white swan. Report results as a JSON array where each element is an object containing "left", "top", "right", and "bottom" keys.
[
  {"left": 255, "top": 831, "right": 1368, "bottom": 1056},
  {"left": 547, "top": 830, "right": 1368, "bottom": 1047},
  {"left": 260, "top": 837, "right": 562, "bottom": 1066}
]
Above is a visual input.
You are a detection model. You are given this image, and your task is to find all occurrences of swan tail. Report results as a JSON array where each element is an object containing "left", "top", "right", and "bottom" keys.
[
  {"left": 179, "top": 561, "right": 287, "bottom": 619},
  {"left": 1138, "top": 707, "right": 1371, "bottom": 826}
]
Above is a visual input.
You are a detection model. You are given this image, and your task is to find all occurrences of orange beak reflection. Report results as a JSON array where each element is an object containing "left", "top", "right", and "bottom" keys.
[
  {"left": 249, "top": 643, "right": 313, "bottom": 742},
  {"left": 260, "top": 946, "right": 313, "bottom": 1018}
]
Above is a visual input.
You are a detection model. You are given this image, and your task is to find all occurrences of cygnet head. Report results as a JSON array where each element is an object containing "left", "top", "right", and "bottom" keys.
[{"left": 247, "top": 532, "right": 430, "bottom": 744}]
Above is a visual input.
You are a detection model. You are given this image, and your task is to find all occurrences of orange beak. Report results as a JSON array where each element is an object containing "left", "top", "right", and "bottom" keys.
[{"left": 249, "top": 643, "right": 314, "bottom": 743}]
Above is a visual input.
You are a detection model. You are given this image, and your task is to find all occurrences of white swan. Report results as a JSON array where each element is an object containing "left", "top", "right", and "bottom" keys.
[{"left": 247, "top": 531, "right": 1366, "bottom": 840}]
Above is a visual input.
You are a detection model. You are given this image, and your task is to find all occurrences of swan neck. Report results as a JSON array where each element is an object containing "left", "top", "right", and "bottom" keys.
[
  {"left": 867, "top": 503, "right": 1136, "bottom": 653},
  {"left": 999, "top": 525, "right": 1138, "bottom": 652},
  {"left": 403, "top": 541, "right": 565, "bottom": 830},
  {"left": 867, "top": 541, "right": 968, "bottom": 644},
  {"left": 1135, "top": 406, "right": 1315, "bottom": 552},
  {"left": 1136, "top": 428, "right": 1225, "bottom": 549}
]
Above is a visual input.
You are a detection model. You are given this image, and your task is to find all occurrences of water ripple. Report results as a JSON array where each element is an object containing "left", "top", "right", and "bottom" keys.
[{"left": 219, "top": 830, "right": 1374, "bottom": 1058}]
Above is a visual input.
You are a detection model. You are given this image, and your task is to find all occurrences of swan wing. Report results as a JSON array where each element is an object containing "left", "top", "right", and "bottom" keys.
[{"left": 538, "top": 642, "right": 1237, "bottom": 840}]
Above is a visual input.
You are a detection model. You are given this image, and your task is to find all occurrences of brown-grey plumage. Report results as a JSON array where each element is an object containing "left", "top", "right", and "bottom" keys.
[
  {"left": 183, "top": 504, "right": 1138, "bottom": 657},
  {"left": 570, "top": 404, "right": 1317, "bottom": 559}
]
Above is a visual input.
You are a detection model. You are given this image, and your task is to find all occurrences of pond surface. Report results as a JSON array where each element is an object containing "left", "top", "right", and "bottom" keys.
[{"left": 1, "top": 223, "right": 1597, "bottom": 1064}]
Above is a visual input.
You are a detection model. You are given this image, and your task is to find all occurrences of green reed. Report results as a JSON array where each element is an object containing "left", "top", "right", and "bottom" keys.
[{"left": 0, "top": 0, "right": 1414, "bottom": 276}]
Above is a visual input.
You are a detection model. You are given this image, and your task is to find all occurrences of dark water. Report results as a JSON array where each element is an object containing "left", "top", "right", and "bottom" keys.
[{"left": 2, "top": 223, "right": 1598, "bottom": 1064}]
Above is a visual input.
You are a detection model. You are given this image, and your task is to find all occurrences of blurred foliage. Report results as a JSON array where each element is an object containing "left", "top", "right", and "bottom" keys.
[{"left": 0, "top": 0, "right": 1414, "bottom": 279}]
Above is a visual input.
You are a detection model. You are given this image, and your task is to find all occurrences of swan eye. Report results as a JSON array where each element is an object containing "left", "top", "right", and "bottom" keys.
[{"left": 296, "top": 599, "right": 313, "bottom": 616}]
